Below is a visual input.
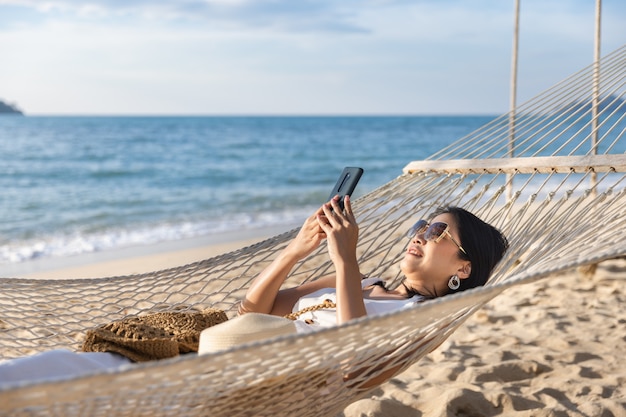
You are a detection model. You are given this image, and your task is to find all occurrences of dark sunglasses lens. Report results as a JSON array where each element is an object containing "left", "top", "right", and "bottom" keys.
[
  {"left": 407, "top": 220, "right": 428, "bottom": 239},
  {"left": 424, "top": 222, "right": 447, "bottom": 241}
]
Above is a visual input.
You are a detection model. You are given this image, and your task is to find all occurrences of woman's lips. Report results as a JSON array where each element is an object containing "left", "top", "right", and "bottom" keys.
[{"left": 406, "top": 246, "right": 423, "bottom": 257}]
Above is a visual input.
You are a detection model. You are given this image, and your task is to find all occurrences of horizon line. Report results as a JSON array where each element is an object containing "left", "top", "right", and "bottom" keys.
[{"left": 4, "top": 112, "right": 501, "bottom": 118}]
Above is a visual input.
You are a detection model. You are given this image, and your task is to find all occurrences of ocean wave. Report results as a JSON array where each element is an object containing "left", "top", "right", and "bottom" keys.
[{"left": 0, "top": 208, "right": 312, "bottom": 264}]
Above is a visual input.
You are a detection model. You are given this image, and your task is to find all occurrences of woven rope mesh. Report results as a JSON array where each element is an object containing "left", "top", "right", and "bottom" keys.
[{"left": 0, "top": 44, "right": 625, "bottom": 416}]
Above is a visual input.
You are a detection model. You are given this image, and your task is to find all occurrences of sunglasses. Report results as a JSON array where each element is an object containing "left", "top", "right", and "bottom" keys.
[{"left": 406, "top": 219, "right": 468, "bottom": 256}]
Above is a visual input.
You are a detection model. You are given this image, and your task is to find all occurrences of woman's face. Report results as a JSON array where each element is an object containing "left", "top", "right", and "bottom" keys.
[{"left": 400, "top": 213, "right": 470, "bottom": 295}]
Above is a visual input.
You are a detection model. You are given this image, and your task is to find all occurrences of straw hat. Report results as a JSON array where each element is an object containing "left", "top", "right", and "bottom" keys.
[{"left": 198, "top": 313, "right": 297, "bottom": 354}]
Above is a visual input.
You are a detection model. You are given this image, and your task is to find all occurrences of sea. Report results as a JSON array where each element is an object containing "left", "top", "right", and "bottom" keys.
[{"left": 0, "top": 115, "right": 495, "bottom": 273}]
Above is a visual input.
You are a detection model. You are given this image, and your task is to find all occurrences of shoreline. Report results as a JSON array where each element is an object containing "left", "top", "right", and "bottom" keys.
[{"left": 2, "top": 224, "right": 295, "bottom": 280}]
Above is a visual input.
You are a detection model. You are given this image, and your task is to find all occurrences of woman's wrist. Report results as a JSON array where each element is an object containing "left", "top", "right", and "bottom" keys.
[
  {"left": 334, "top": 259, "right": 361, "bottom": 287},
  {"left": 332, "top": 255, "right": 359, "bottom": 272},
  {"left": 282, "top": 244, "right": 307, "bottom": 262},
  {"left": 335, "top": 262, "right": 367, "bottom": 323}
]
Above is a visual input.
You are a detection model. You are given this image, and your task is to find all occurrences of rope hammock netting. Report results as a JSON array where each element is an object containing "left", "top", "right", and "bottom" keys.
[{"left": 0, "top": 44, "right": 625, "bottom": 416}]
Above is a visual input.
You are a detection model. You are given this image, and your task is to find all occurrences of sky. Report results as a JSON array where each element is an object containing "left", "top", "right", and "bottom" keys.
[{"left": 1, "top": 0, "right": 624, "bottom": 116}]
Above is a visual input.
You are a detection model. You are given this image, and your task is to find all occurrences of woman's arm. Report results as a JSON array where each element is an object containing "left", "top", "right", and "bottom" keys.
[
  {"left": 318, "top": 196, "right": 367, "bottom": 324},
  {"left": 269, "top": 274, "right": 336, "bottom": 316},
  {"left": 240, "top": 205, "right": 327, "bottom": 315}
]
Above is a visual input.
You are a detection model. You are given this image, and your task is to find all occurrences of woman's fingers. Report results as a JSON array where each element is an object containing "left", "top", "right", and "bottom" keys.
[
  {"left": 318, "top": 203, "right": 333, "bottom": 227},
  {"left": 318, "top": 196, "right": 357, "bottom": 233},
  {"left": 331, "top": 197, "right": 350, "bottom": 220},
  {"left": 343, "top": 195, "right": 355, "bottom": 221}
]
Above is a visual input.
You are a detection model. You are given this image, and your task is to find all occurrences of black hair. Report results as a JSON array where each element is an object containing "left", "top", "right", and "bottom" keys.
[{"left": 432, "top": 206, "right": 509, "bottom": 294}]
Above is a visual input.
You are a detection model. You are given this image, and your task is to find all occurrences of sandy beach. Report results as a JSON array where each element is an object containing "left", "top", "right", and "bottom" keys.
[
  {"left": 343, "top": 257, "right": 626, "bottom": 417},
  {"left": 6, "top": 236, "right": 626, "bottom": 416}
]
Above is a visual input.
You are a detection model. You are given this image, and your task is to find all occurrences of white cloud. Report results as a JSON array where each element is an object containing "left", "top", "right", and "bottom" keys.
[
  {"left": 1, "top": 0, "right": 624, "bottom": 114},
  {"left": 0, "top": 0, "right": 374, "bottom": 32}
]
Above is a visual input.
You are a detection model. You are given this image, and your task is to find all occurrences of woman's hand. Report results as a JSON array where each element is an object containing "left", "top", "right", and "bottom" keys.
[
  {"left": 317, "top": 195, "right": 359, "bottom": 266},
  {"left": 285, "top": 204, "right": 327, "bottom": 260}
]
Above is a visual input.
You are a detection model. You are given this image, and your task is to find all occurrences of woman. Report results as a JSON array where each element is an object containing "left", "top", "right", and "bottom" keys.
[
  {"left": 1, "top": 196, "right": 507, "bottom": 386},
  {"left": 239, "top": 195, "right": 508, "bottom": 331}
]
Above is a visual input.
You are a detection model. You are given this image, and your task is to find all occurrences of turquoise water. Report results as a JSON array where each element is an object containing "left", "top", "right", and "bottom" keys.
[{"left": 0, "top": 115, "right": 494, "bottom": 264}]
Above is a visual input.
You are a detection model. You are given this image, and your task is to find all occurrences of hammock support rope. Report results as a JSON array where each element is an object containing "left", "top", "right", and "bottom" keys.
[{"left": 1, "top": 44, "right": 625, "bottom": 416}]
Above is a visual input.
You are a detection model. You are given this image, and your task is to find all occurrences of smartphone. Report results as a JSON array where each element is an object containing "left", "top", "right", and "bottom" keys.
[{"left": 328, "top": 167, "right": 364, "bottom": 211}]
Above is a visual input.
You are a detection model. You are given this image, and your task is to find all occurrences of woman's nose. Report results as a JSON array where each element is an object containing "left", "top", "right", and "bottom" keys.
[{"left": 411, "top": 233, "right": 426, "bottom": 244}]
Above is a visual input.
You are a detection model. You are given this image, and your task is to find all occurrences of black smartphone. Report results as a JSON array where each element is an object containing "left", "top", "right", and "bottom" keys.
[{"left": 328, "top": 167, "right": 364, "bottom": 211}]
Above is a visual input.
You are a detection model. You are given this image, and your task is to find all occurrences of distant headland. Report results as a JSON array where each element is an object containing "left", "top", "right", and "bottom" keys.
[{"left": 0, "top": 100, "right": 24, "bottom": 115}]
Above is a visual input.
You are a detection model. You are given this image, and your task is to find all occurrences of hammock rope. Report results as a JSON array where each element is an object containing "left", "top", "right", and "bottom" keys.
[{"left": 0, "top": 44, "right": 625, "bottom": 416}]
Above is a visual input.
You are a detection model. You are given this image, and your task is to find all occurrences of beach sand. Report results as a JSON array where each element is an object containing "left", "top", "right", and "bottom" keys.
[
  {"left": 343, "top": 257, "right": 626, "bottom": 417},
  {"left": 8, "top": 237, "right": 626, "bottom": 416}
]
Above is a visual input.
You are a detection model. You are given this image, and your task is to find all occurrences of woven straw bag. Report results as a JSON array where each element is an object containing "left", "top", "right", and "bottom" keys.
[{"left": 82, "top": 308, "right": 228, "bottom": 362}]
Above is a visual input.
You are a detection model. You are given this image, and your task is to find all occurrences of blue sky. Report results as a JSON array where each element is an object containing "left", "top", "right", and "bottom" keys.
[{"left": 1, "top": 0, "right": 624, "bottom": 115}]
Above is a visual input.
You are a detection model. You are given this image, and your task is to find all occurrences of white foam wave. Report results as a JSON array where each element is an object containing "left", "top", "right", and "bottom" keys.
[{"left": 0, "top": 208, "right": 312, "bottom": 264}]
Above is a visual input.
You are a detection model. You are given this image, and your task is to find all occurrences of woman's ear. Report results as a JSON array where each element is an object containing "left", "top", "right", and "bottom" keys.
[{"left": 457, "top": 262, "right": 471, "bottom": 279}]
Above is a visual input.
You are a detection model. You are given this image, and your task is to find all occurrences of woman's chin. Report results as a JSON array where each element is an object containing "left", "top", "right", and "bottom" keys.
[{"left": 399, "top": 258, "right": 413, "bottom": 275}]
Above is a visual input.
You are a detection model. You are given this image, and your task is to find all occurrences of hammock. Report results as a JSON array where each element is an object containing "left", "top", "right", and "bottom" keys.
[{"left": 1, "top": 44, "right": 625, "bottom": 416}]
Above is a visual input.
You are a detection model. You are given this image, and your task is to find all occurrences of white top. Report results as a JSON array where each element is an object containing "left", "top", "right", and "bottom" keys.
[{"left": 292, "top": 277, "right": 424, "bottom": 333}]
